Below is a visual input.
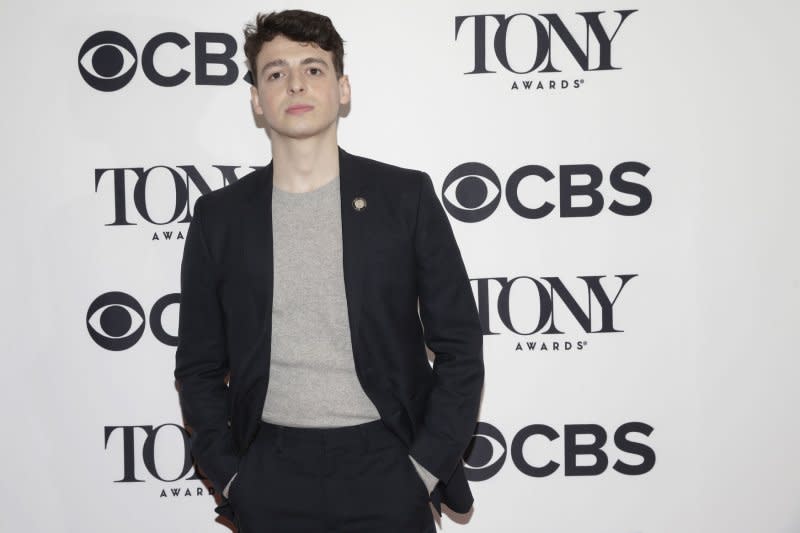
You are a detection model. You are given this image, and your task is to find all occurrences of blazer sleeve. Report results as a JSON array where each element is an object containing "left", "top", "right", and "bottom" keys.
[
  {"left": 408, "top": 172, "right": 485, "bottom": 484},
  {"left": 173, "top": 195, "right": 238, "bottom": 495}
]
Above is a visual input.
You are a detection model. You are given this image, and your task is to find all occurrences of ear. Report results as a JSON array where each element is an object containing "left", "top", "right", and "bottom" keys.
[
  {"left": 338, "top": 74, "right": 351, "bottom": 106},
  {"left": 250, "top": 84, "right": 264, "bottom": 116}
]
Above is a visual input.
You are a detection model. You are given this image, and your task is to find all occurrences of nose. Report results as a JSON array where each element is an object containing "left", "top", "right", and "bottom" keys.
[{"left": 287, "top": 69, "right": 305, "bottom": 94}]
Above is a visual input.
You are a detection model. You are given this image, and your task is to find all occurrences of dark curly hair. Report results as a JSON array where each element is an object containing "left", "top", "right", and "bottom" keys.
[{"left": 243, "top": 9, "right": 345, "bottom": 83}]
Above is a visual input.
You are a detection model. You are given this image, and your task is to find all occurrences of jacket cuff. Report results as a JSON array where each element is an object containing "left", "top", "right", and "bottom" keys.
[{"left": 408, "top": 425, "right": 461, "bottom": 484}]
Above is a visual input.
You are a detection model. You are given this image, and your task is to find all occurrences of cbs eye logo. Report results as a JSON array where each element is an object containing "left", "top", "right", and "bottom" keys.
[
  {"left": 86, "top": 292, "right": 144, "bottom": 350},
  {"left": 78, "top": 31, "right": 138, "bottom": 92},
  {"left": 463, "top": 422, "right": 507, "bottom": 481},
  {"left": 87, "top": 291, "right": 179, "bottom": 350},
  {"left": 442, "top": 163, "right": 502, "bottom": 223}
]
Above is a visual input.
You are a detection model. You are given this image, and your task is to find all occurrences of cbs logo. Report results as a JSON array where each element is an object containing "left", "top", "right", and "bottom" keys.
[
  {"left": 86, "top": 291, "right": 179, "bottom": 350},
  {"left": 463, "top": 421, "right": 655, "bottom": 480},
  {"left": 442, "top": 161, "right": 651, "bottom": 222},
  {"left": 78, "top": 30, "right": 240, "bottom": 92}
]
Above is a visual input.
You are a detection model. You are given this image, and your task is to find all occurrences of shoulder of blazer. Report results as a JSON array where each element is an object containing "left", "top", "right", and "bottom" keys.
[
  {"left": 342, "top": 148, "right": 428, "bottom": 183},
  {"left": 340, "top": 149, "right": 429, "bottom": 208},
  {"left": 191, "top": 165, "right": 270, "bottom": 221}
]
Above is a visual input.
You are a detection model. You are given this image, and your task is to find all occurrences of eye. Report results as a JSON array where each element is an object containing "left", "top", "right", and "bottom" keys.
[
  {"left": 442, "top": 162, "right": 502, "bottom": 223},
  {"left": 78, "top": 31, "right": 138, "bottom": 92},
  {"left": 86, "top": 292, "right": 146, "bottom": 351},
  {"left": 308, "top": 67, "right": 322, "bottom": 75},
  {"left": 267, "top": 71, "right": 282, "bottom": 81},
  {"left": 463, "top": 422, "right": 507, "bottom": 481}
]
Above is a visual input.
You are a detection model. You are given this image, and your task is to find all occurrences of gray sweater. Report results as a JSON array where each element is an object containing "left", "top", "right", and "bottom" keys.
[{"left": 262, "top": 175, "right": 381, "bottom": 427}]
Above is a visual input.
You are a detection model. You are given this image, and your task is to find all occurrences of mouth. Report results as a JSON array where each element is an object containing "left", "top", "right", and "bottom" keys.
[{"left": 286, "top": 104, "right": 314, "bottom": 114}]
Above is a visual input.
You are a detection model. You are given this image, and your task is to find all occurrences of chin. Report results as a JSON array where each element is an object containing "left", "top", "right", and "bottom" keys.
[
  {"left": 274, "top": 122, "right": 337, "bottom": 141},
  {"left": 282, "top": 128, "right": 324, "bottom": 140}
]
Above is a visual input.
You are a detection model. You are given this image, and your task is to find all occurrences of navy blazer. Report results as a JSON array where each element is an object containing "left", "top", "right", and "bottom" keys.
[{"left": 174, "top": 147, "right": 484, "bottom": 523}]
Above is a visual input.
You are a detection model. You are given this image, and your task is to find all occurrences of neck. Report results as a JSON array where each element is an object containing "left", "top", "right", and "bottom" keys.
[{"left": 270, "top": 132, "right": 340, "bottom": 193}]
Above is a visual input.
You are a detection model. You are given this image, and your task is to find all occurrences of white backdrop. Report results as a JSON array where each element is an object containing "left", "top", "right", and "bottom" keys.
[{"left": 2, "top": 1, "right": 799, "bottom": 532}]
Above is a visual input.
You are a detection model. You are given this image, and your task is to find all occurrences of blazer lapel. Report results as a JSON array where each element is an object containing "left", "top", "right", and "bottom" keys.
[
  {"left": 338, "top": 147, "right": 369, "bottom": 348},
  {"left": 241, "top": 162, "right": 273, "bottom": 342}
]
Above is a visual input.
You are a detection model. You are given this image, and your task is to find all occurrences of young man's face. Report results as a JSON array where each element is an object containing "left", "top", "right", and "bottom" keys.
[{"left": 250, "top": 34, "right": 350, "bottom": 141}]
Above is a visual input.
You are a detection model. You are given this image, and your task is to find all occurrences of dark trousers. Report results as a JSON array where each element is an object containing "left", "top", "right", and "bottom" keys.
[{"left": 228, "top": 419, "right": 437, "bottom": 533}]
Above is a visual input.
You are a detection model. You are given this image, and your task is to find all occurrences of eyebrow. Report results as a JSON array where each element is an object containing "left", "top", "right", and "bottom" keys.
[{"left": 259, "top": 57, "right": 329, "bottom": 77}]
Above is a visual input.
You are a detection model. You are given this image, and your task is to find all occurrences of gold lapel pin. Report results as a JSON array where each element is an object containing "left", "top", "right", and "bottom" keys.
[{"left": 352, "top": 197, "right": 367, "bottom": 211}]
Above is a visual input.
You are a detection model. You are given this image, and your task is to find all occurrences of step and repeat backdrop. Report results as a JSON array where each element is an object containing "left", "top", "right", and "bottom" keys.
[{"left": 3, "top": 1, "right": 798, "bottom": 532}]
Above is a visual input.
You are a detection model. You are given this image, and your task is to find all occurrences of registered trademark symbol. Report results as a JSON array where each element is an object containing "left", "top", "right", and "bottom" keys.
[{"left": 579, "top": 79, "right": 584, "bottom": 85}]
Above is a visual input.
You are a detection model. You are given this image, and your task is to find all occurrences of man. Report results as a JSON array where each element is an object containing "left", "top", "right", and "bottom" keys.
[{"left": 174, "top": 9, "right": 483, "bottom": 532}]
